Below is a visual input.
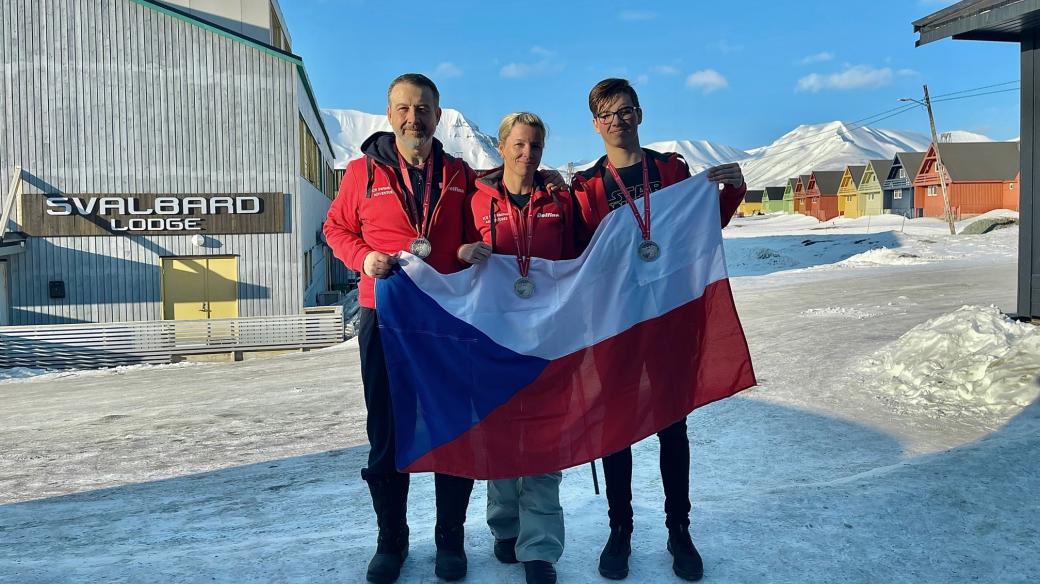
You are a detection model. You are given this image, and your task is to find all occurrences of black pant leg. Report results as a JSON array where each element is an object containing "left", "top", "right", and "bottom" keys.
[
  {"left": 434, "top": 473, "right": 475, "bottom": 527},
  {"left": 358, "top": 307, "right": 398, "bottom": 476},
  {"left": 658, "top": 418, "right": 691, "bottom": 529},
  {"left": 601, "top": 447, "right": 634, "bottom": 530}
]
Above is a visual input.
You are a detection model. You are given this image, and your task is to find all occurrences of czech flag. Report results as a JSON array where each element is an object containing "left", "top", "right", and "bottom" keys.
[{"left": 376, "top": 172, "right": 756, "bottom": 480}]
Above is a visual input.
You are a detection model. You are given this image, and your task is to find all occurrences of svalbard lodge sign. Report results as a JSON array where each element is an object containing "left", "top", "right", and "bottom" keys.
[{"left": 20, "top": 193, "right": 286, "bottom": 236}]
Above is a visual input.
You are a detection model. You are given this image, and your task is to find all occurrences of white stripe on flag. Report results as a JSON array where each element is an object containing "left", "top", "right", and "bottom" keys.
[{"left": 396, "top": 171, "right": 729, "bottom": 360}]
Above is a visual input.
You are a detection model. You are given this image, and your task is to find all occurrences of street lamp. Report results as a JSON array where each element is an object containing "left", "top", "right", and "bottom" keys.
[{"left": 900, "top": 86, "right": 956, "bottom": 235}]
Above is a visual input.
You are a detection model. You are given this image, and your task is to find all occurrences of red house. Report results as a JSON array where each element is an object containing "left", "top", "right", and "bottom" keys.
[
  {"left": 806, "top": 170, "right": 844, "bottom": 221},
  {"left": 912, "top": 142, "right": 1020, "bottom": 218}
]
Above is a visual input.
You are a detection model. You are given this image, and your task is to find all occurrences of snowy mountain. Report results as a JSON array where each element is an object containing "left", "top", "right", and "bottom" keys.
[
  {"left": 939, "top": 130, "right": 993, "bottom": 143},
  {"left": 565, "top": 139, "right": 748, "bottom": 175},
  {"left": 738, "top": 122, "right": 932, "bottom": 189},
  {"left": 321, "top": 108, "right": 502, "bottom": 170}
]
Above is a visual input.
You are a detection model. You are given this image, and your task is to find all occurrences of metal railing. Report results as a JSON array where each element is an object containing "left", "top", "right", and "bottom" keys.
[{"left": 0, "top": 309, "right": 344, "bottom": 369}]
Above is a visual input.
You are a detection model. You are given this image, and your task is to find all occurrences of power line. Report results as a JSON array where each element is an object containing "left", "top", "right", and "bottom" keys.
[
  {"left": 930, "top": 79, "right": 1018, "bottom": 99},
  {"left": 932, "top": 86, "right": 1020, "bottom": 103},
  {"left": 739, "top": 79, "right": 1020, "bottom": 157},
  {"left": 742, "top": 84, "right": 1018, "bottom": 164}
]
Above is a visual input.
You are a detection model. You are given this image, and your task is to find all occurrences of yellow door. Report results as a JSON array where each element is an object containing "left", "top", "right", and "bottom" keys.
[
  {"left": 161, "top": 257, "right": 239, "bottom": 320},
  {"left": 205, "top": 257, "right": 238, "bottom": 319}
]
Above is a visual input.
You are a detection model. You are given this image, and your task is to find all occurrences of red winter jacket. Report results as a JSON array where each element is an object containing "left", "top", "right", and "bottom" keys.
[
  {"left": 571, "top": 148, "right": 746, "bottom": 249},
  {"left": 324, "top": 133, "right": 475, "bottom": 308},
  {"left": 464, "top": 168, "right": 577, "bottom": 261}
]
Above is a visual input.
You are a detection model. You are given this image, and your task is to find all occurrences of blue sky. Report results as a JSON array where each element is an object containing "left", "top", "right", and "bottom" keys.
[{"left": 281, "top": 0, "right": 1021, "bottom": 167}]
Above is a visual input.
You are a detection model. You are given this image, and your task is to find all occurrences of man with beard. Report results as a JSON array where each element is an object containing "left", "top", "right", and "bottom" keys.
[
  {"left": 571, "top": 78, "right": 746, "bottom": 582},
  {"left": 324, "top": 74, "right": 476, "bottom": 584}
]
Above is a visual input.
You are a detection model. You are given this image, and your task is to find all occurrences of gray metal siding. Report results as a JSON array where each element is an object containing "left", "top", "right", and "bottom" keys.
[{"left": 0, "top": 0, "right": 308, "bottom": 325}]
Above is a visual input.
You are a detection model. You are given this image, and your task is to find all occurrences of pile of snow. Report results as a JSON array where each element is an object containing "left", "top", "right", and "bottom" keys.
[
  {"left": 739, "top": 122, "right": 931, "bottom": 189},
  {"left": 321, "top": 108, "right": 502, "bottom": 170},
  {"left": 860, "top": 305, "right": 1040, "bottom": 413},
  {"left": 0, "top": 362, "right": 197, "bottom": 384},
  {"left": 0, "top": 367, "right": 49, "bottom": 382},
  {"left": 832, "top": 248, "right": 929, "bottom": 268}
]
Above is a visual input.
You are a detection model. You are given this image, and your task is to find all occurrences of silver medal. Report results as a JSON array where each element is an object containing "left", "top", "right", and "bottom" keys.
[
  {"left": 409, "top": 236, "right": 432, "bottom": 259},
  {"left": 514, "top": 277, "right": 535, "bottom": 299},
  {"left": 638, "top": 240, "right": 661, "bottom": 262}
]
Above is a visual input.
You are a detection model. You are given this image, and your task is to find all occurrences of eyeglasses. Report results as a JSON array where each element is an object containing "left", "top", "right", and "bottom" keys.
[{"left": 595, "top": 106, "right": 640, "bottom": 124}]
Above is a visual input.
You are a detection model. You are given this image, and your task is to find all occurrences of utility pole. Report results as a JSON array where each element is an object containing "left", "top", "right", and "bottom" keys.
[{"left": 922, "top": 85, "right": 957, "bottom": 235}]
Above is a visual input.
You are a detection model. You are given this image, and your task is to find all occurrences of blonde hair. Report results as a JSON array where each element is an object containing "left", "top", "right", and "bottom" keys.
[{"left": 497, "top": 112, "right": 547, "bottom": 144}]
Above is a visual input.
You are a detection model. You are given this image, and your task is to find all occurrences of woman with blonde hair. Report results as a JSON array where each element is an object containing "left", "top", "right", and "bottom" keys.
[{"left": 457, "top": 112, "right": 575, "bottom": 584}]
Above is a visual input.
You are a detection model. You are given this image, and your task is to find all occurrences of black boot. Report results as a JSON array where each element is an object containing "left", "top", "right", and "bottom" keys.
[
  {"left": 364, "top": 470, "right": 410, "bottom": 584},
  {"left": 598, "top": 525, "right": 632, "bottom": 580},
  {"left": 434, "top": 523, "right": 467, "bottom": 581},
  {"left": 523, "top": 560, "right": 557, "bottom": 584},
  {"left": 494, "top": 537, "right": 518, "bottom": 564},
  {"left": 433, "top": 474, "right": 473, "bottom": 581},
  {"left": 666, "top": 525, "right": 704, "bottom": 581}
]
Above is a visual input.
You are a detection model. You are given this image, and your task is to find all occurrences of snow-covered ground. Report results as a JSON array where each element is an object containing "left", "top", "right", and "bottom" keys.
[{"left": 1, "top": 213, "right": 1037, "bottom": 584}]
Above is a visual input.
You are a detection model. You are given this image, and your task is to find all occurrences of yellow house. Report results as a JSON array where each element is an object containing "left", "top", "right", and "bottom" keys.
[
  {"left": 838, "top": 165, "right": 866, "bottom": 217},
  {"left": 738, "top": 189, "right": 764, "bottom": 216}
]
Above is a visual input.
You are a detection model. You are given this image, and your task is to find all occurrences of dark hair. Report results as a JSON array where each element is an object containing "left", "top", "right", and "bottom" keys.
[
  {"left": 588, "top": 78, "right": 640, "bottom": 115},
  {"left": 387, "top": 73, "right": 440, "bottom": 104}
]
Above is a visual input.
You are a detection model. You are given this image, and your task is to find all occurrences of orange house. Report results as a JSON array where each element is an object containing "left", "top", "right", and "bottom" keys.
[
  {"left": 806, "top": 170, "right": 844, "bottom": 221},
  {"left": 912, "top": 142, "right": 1020, "bottom": 218},
  {"left": 793, "top": 174, "right": 811, "bottom": 214}
]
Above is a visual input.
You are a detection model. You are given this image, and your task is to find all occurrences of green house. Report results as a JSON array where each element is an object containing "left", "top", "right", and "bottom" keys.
[
  {"left": 761, "top": 186, "right": 787, "bottom": 213},
  {"left": 782, "top": 178, "right": 797, "bottom": 213},
  {"left": 857, "top": 159, "right": 894, "bottom": 217}
]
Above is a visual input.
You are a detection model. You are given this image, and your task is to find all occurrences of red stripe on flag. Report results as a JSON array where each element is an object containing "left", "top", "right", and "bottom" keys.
[{"left": 404, "top": 278, "right": 756, "bottom": 479}]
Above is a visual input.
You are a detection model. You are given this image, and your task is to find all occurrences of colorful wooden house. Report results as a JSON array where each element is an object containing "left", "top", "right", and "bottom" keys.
[
  {"left": 912, "top": 142, "right": 1020, "bottom": 218},
  {"left": 739, "top": 189, "right": 764, "bottom": 216},
  {"left": 806, "top": 170, "right": 844, "bottom": 221},
  {"left": 761, "top": 186, "right": 787, "bottom": 213},
  {"left": 782, "top": 178, "right": 797, "bottom": 214},
  {"left": 857, "top": 159, "right": 894, "bottom": 217},
  {"left": 794, "top": 174, "right": 811, "bottom": 214},
  {"left": 837, "top": 165, "right": 866, "bottom": 217},
  {"left": 882, "top": 151, "right": 926, "bottom": 217}
]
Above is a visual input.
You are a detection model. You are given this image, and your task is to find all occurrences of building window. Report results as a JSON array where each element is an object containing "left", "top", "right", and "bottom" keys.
[
  {"left": 894, "top": 189, "right": 902, "bottom": 200},
  {"left": 304, "top": 249, "right": 314, "bottom": 290},
  {"left": 300, "top": 116, "right": 321, "bottom": 189},
  {"left": 324, "top": 164, "right": 336, "bottom": 200},
  {"left": 927, "top": 185, "right": 937, "bottom": 197},
  {"left": 899, "top": 168, "right": 906, "bottom": 179},
  {"left": 271, "top": 4, "right": 290, "bottom": 51}
]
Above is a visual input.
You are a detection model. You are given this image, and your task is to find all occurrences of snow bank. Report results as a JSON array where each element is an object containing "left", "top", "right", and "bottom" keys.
[
  {"left": 0, "top": 362, "right": 197, "bottom": 384},
  {"left": 861, "top": 305, "right": 1040, "bottom": 413},
  {"left": 833, "top": 248, "right": 929, "bottom": 268}
]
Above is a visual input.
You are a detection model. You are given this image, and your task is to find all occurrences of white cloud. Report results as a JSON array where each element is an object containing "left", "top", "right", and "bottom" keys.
[
  {"left": 800, "top": 52, "right": 834, "bottom": 65},
  {"left": 653, "top": 65, "right": 679, "bottom": 75},
  {"left": 636, "top": 74, "right": 650, "bottom": 85},
  {"left": 897, "top": 68, "right": 920, "bottom": 77},
  {"left": 686, "top": 69, "right": 728, "bottom": 94},
  {"left": 796, "top": 65, "right": 893, "bottom": 92},
  {"left": 433, "top": 62, "right": 462, "bottom": 78},
  {"left": 619, "top": 10, "right": 657, "bottom": 21},
  {"left": 500, "top": 47, "right": 564, "bottom": 79},
  {"left": 711, "top": 40, "right": 743, "bottom": 53}
]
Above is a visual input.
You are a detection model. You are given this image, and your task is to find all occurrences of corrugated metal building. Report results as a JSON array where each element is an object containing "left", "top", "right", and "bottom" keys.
[{"left": 0, "top": 0, "right": 338, "bottom": 325}]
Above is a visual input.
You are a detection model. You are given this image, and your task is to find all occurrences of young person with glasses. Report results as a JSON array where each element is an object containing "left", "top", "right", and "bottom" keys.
[{"left": 570, "top": 78, "right": 746, "bottom": 582}]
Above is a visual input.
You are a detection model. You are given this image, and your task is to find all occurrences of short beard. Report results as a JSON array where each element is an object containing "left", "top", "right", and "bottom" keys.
[{"left": 401, "top": 134, "right": 430, "bottom": 151}]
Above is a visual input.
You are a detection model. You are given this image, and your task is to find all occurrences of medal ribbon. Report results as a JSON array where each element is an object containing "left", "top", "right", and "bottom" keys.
[
  {"left": 503, "top": 182, "right": 539, "bottom": 279},
  {"left": 396, "top": 150, "right": 435, "bottom": 238},
  {"left": 605, "top": 156, "right": 652, "bottom": 242}
]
